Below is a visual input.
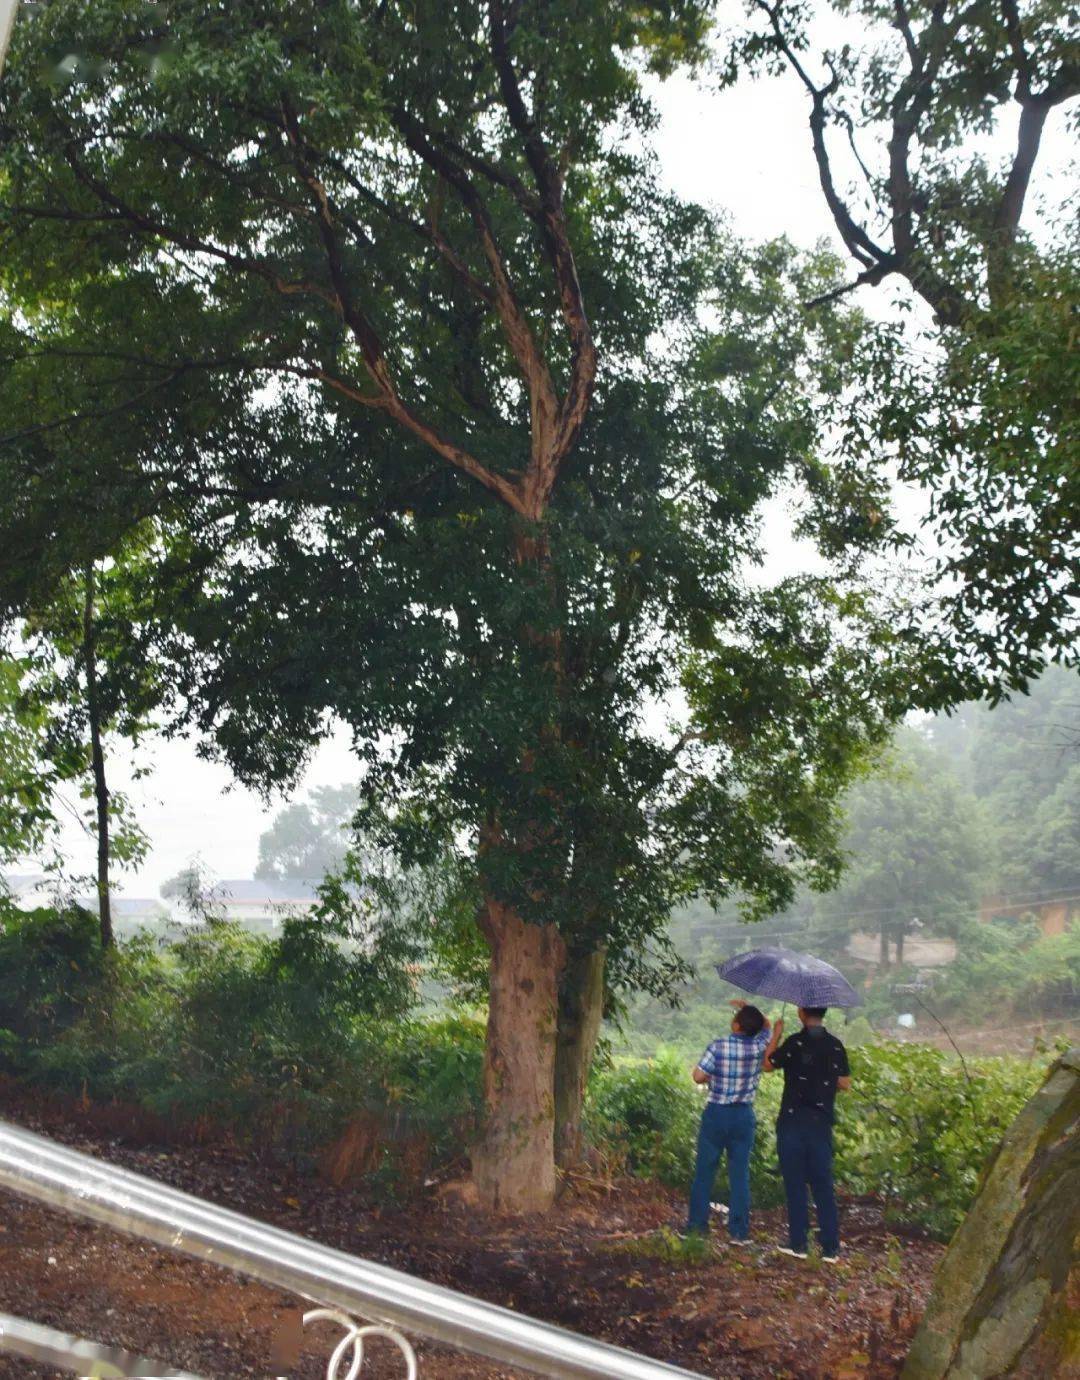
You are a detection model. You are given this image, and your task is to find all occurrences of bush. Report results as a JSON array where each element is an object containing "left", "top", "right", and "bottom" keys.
[
  {"left": 837, "top": 1041, "right": 1043, "bottom": 1236},
  {"left": 0, "top": 906, "right": 1052, "bottom": 1228},
  {"left": 930, "top": 920, "right": 1080, "bottom": 1021},
  {"left": 586, "top": 1040, "right": 1045, "bottom": 1237},
  {"left": 0, "top": 899, "right": 104, "bottom": 1057},
  {"left": 585, "top": 1049, "right": 786, "bottom": 1208},
  {"left": 0, "top": 905, "right": 483, "bottom": 1187}
]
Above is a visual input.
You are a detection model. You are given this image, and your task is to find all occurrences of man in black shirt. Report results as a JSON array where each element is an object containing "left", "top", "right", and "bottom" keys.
[{"left": 763, "top": 1005, "right": 851, "bottom": 1261}]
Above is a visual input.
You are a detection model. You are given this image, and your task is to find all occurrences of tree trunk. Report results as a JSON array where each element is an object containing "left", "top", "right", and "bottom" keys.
[
  {"left": 554, "top": 944, "right": 606, "bottom": 1169},
  {"left": 82, "top": 566, "right": 112, "bottom": 951},
  {"left": 472, "top": 895, "right": 565, "bottom": 1213},
  {"left": 879, "top": 928, "right": 890, "bottom": 969},
  {"left": 902, "top": 1047, "right": 1080, "bottom": 1379},
  {"left": 896, "top": 929, "right": 905, "bottom": 966}
]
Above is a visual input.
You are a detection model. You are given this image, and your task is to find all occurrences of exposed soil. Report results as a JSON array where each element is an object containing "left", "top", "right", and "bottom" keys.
[{"left": 0, "top": 1084, "right": 943, "bottom": 1379}]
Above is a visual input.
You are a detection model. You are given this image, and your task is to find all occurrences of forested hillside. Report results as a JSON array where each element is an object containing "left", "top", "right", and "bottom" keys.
[{"left": 622, "top": 668, "right": 1080, "bottom": 1053}]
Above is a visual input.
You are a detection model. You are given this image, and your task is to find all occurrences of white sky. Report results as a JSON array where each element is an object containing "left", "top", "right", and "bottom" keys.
[{"left": 29, "top": 45, "right": 1075, "bottom": 899}]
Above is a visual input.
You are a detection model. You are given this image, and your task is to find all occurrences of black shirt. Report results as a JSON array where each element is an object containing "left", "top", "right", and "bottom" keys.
[{"left": 771, "top": 1025, "right": 850, "bottom": 1123}]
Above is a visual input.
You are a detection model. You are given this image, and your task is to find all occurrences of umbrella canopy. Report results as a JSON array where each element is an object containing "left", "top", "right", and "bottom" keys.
[{"left": 716, "top": 945, "right": 863, "bottom": 1008}]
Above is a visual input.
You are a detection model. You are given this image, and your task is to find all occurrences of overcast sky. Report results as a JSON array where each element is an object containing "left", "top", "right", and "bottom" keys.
[{"left": 31, "top": 42, "right": 1074, "bottom": 898}]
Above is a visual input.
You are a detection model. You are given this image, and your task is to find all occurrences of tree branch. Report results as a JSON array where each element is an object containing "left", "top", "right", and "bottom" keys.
[
  {"left": 279, "top": 100, "right": 528, "bottom": 515},
  {"left": 390, "top": 103, "right": 561, "bottom": 493},
  {"left": 487, "top": 0, "right": 597, "bottom": 509}
]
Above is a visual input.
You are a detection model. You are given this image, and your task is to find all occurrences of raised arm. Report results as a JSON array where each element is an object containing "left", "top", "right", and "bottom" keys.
[{"left": 763, "top": 1017, "right": 784, "bottom": 1072}]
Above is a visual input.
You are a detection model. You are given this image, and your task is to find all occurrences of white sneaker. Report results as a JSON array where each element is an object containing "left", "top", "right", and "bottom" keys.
[
  {"left": 728, "top": 1237, "right": 752, "bottom": 1247},
  {"left": 710, "top": 1202, "right": 729, "bottom": 1216},
  {"left": 777, "top": 1245, "right": 808, "bottom": 1260},
  {"left": 821, "top": 1253, "right": 841, "bottom": 1264}
]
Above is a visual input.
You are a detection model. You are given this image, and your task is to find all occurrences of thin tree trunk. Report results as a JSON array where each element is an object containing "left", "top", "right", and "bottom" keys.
[
  {"left": 82, "top": 565, "right": 112, "bottom": 951},
  {"left": 896, "top": 929, "right": 905, "bottom": 966},
  {"left": 472, "top": 894, "right": 565, "bottom": 1213},
  {"left": 554, "top": 944, "right": 606, "bottom": 1169},
  {"left": 879, "top": 928, "right": 890, "bottom": 969}
]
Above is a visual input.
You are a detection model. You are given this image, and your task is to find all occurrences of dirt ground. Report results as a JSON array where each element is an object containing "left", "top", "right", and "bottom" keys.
[{"left": 0, "top": 1085, "right": 943, "bottom": 1380}]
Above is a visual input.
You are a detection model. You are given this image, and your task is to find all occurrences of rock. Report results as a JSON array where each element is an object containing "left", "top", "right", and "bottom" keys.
[{"left": 902, "top": 1047, "right": 1080, "bottom": 1379}]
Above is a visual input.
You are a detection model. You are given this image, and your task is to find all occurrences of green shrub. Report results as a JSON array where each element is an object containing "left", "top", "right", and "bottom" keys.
[
  {"left": 0, "top": 900, "right": 104, "bottom": 1060},
  {"left": 586, "top": 1039, "right": 1045, "bottom": 1237},
  {"left": 585, "top": 1049, "right": 786, "bottom": 1207},
  {"left": 0, "top": 906, "right": 1052, "bottom": 1230},
  {"left": 930, "top": 920, "right": 1080, "bottom": 1021},
  {"left": 836, "top": 1041, "right": 1043, "bottom": 1236},
  {"left": 4, "top": 906, "right": 483, "bottom": 1182}
]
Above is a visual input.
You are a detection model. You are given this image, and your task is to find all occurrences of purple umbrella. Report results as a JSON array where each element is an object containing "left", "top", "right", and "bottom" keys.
[{"left": 716, "top": 945, "right": 863, "bottom": 1008}]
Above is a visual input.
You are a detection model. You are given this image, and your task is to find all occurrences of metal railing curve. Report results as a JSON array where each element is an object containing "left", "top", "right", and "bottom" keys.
[{"left": 0, "top": 1118, "right": 705, "bottom": 1380}]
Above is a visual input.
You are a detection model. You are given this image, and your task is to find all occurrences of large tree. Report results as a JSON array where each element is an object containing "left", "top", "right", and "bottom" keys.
[
  {"left": 0, "top": 0, "right": 912, "bottom": 1208},
  {"left": 737, "top": 0, "right": 1079, "bottom": 690}
]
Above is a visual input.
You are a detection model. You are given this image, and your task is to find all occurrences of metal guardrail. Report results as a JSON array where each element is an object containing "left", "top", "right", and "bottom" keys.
[
  {"left": 0, "top": 1310, "right": 202, "bottom": 1378},
  {"left": 0, "top": 1118, "right": 705, "bottom": 1379}
]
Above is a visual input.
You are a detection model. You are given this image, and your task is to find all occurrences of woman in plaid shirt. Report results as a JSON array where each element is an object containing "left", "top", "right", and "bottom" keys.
[{"left": 686, "top": 1000, "right": 777, "bottom": 1242}]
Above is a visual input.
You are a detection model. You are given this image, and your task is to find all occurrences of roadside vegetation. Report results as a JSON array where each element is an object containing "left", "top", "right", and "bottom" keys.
[{"left": 0, "top": 900, "right": 1054, "bottom": 1239}]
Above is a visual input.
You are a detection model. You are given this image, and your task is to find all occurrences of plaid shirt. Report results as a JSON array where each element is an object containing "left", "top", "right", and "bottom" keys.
[{"left": 697, "top": 1029, "right": 771, "bottom": 1105}]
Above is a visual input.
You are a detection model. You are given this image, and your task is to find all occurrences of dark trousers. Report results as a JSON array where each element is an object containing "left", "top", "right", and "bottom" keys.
[
  {"left": 776, "top": 1111, "right": 839, "bottom": 1254},
  {"left": 687, "top": 1101, "right": 755, "bottom": 1239}
]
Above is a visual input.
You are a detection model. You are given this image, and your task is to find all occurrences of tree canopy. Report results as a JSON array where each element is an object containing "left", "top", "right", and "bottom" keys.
[
  {"left": 0, "top": 0, "right": 1019, "bottom": 1207},
  {"left": 734, "top": 0, "right": 1079, "bottom": 690}
]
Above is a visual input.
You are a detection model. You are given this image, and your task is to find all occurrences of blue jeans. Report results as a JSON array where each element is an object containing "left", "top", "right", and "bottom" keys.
[
  {"left": 776, "top": 1111, "right": 839, "bottom": 1254},
  {"left": 687, "top": 1101, "right": 755, "bottom": 1239}
]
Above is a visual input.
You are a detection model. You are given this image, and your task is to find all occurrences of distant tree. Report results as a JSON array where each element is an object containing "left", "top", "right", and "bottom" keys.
[
  {"left": 960, "top": 667, "right": 1080, "bottom": 899},
  {"left": 0, "top": 552, "right": 160, "bottom": 944},
  {"left": 159, "top": 863, "right": 202, "bottom": 902},
  {"left": 807, "top": 729, "right": 987, "bottom": 966},
  {"left": 1024, "top": 766, "right": 1080, "bottom": 901},
  {"left": 255, "top": 784, "right": 359, "bottom": 882},
  {"left": 15, "top": 557, "right": 159, "bottom": 947}
]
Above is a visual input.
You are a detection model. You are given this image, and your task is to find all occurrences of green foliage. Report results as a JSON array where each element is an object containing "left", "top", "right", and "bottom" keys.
[
  {"left": 0, "top": 0, "right": 916, "bottom": 1011},
  {"left": 0, "top": 901, "right": 479, "bottom": 1176},
  {"left": 803, "top": 726, "right": 987, "bottom": 957},
  {"left": 0, "top": 905, "right": 1052, "bottom": 1228},
  {"left": 587, "top": 1040, "right": 1043, "bottom": 1238},
  {"left": 837, "top": 1043, "right": 1043, "bottom": 1238},
  {"left": 940, "top": 666, "right": 1080, "bottom": 900},
  {"left": 926, "top": 920, "right": 1080, "bottom": 1022},
  {"left": 735, "top": 0, "right": 1079, "bottom": 690},
  {"left": 0, "top": 657, "right": 56, "bottom": 862},
  {"left": 0, "top": 898, "right": 103, "bottom": 1050},
  {"left": 586, "top": 1049, "right": 786, "bottom": 1206}
]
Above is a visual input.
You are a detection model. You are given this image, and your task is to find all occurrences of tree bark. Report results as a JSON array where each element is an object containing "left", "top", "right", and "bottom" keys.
[
  {"left": 472, "top": 895, "right": 566, "bottom": 1213},
  {"left": 82, "top": 565, "right": 113, "bottom": 951},
  {"left": 896, "top": 929, "right": 906, "bottom": 966},
  {"left": 902, "top": 1047, "right": 1080, "bottom": 1379},
  {"left": 554, "top": 944, "right": 606, "bottom": 1169},
  {"left": 879, "top": 928, "right": 890, "bottom": 969}
]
